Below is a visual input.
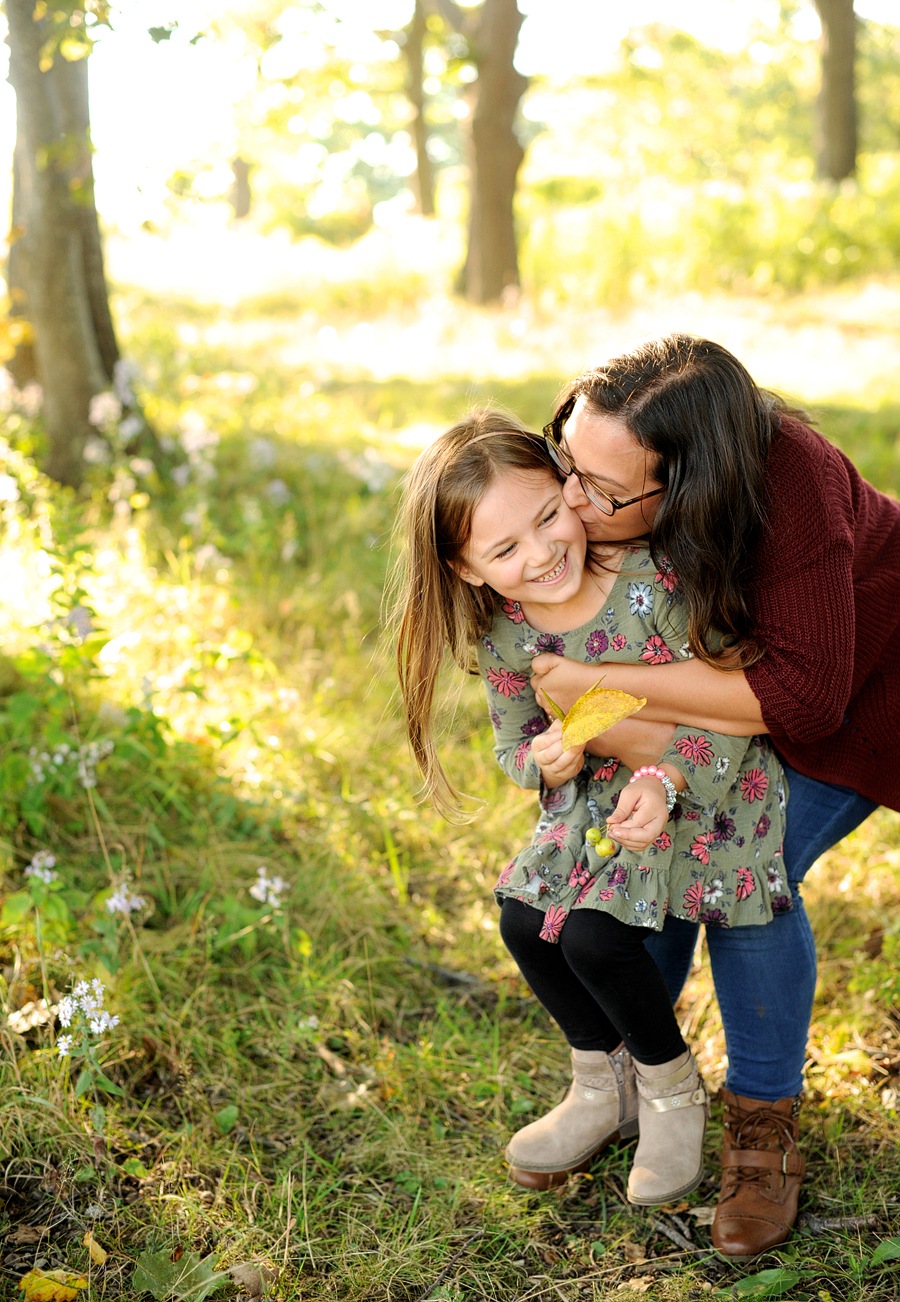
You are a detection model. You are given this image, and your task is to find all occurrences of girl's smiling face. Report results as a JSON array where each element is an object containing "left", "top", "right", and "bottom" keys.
[{"left": 456, "top": 470, "right": 589, "bottom": 616}]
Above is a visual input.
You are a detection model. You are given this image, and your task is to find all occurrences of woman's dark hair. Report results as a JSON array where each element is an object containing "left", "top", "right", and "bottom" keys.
[{"left": 557, "top": 333, "right": 805, "bottom": 667}]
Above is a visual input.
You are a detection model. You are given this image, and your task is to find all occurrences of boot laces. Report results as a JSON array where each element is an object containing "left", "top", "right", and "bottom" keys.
[{"left": 723, "top": 1106, "right": 796, "bottom": 1194}]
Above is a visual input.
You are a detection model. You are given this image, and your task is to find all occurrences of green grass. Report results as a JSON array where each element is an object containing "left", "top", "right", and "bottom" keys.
[{"left": 1, "top": 294, "right": 900, "bottom": 1301}]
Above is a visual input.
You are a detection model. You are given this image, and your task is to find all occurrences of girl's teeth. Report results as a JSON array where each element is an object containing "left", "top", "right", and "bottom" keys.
[{"left": 536, "top": 556, "right": 565, "bottom": 582}]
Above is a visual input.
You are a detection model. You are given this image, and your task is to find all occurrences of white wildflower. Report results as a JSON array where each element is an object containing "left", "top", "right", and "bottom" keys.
[
  {"left": 57, "top": 1034, "right": 73, "bottom": 1057},
  {"left": 249, "top": 866, "right": 290, "bottom": 908},
  {"left": 106, "top": 886, "right": 147, "bottom": 915},
  {"left": 89, "top": 392, "right": 122, "bottom": 428},
  {"left": 25, "top": 851, "right": 58, "bottom": 884},
  {"left": 57, "top": 996, "right": 76, "bottom": 1027}
]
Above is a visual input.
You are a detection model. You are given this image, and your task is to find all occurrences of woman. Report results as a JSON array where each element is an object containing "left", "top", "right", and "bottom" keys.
[{"left": 527, "top": 334, "right": 900, "bottom": 1259}]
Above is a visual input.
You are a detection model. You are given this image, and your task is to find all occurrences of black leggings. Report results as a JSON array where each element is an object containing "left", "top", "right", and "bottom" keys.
[{"left": 500, "top": 898, "right": 687, "bottom": 1066}]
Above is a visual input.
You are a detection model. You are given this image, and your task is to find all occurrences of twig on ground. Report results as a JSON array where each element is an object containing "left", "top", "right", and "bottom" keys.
[
  {"left": 404, "top": 957, "right": 485, "bottom": 987},
  {"left": 800, "top": 1212, "right": 879, "bottom": 1234},
  {"left": 653, "top": 1218, "right": 707, "bottom": 1254},
  {"left": 418, "top": 1230, "right": 486, "bottom": 1300}
]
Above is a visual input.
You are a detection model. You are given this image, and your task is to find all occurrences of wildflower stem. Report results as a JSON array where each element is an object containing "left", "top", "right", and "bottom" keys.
[{"left": 33, "top": 906, "right": 51, "bottom": 1008}]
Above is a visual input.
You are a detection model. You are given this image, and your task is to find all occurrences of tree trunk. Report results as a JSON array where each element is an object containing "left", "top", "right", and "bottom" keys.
[
  {"left": 463, "top": 0, "right": 527, "bottom": 303},
  {"left": 814, "top": 0, "right": 857, "bottom": 180},
  {"left": 405, "top": 0, "right": 436, "bottom": 217},
  {"left": 6, "top": 0, "right": 120, "bottom": 485},
  {"left": 6, "top": 129, "right": 37, "bottom": 387},
  {"left": 230, "top": 157, "right": 252, "bottom": 220}
]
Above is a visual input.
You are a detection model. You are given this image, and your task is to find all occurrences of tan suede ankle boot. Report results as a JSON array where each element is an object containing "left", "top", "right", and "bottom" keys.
[
  {"left": 627, "top": 1050, "right": 708, "bottom": 1206},
  {"left": 506, "top": 1045, "right": 639, "bottom": 1191}
]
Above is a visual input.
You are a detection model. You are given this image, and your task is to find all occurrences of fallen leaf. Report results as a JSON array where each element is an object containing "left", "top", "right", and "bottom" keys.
[
  {"left": 17, "top": 1268, "right": 88, "bottom": 1301},
  {"left": 622, "top": 1240, "right": 648, "bottom": 1264},
  {"left": 132, "top": 1247, "right": 228, "bottom": 1301},
  {"left": 562, "top": 684, "right": 647, "bottom": 749},
  {"left": 82, "top": 1231, "right": 107, "bottom": 1265},
  {"left": 121, "top": 1157, "right": 150, "bottom": 1178},
  {"left": 9, "top": 1226, "right": 48, "bottom": 1245},
  {"left": 618, "top": 1278, "right": 654, "bottom": 1293},
  {"left": 227, "top": 1263, "right": 278, "bottom": 1299},
  {"left": 689, "top": 1205, "right": 717, "bottom": 1226},
  {"left": 8, "top": 1001, "right": 56, "bottom": 1034},
  {"left": 214, "top": 1105, "right": 238, "bottom": 1135}
]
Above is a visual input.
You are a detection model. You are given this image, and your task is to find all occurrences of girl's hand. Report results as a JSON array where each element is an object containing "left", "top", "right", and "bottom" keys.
[
  {"left": 606, "top": 777, "right": 668, "bottom": 852},
  {"left": 531, "top": 719, "right": 586, "bottom": 789},
  {"left": 530, "top": 654, "right": 606, "bottom": 716}
]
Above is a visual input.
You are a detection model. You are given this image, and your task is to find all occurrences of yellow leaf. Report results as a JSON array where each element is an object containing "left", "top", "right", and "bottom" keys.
[
  {"left": 18, "top": 1267, "right": 88, "bottom": 1301},
  {"left": 82, "top": 1230, "right": 108, "bottom": 1265},
  {"left": 561, "top": 684, "right": 647, "bottom": 749}
]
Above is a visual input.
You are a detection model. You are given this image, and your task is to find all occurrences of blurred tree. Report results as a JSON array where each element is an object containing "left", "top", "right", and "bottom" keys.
[
  {"left": 405, "top": 1, "right": 436, "bottom": 215},
  {"left": 431, "top": 0, "right": 528, "bottom": 302},
  {"left": 814, "top": 0, "right": 858, "bottom": 179},
  {"left": 5, "top": 0, "right": 119, "bottom": 485},
  {"left": 230, "top": 157, "right": 253, "bottom": 219}
]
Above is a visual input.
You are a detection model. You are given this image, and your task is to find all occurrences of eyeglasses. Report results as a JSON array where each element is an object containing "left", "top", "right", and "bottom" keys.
[{"left": 542, "top": 401, "right": 665, "bottom": 518}]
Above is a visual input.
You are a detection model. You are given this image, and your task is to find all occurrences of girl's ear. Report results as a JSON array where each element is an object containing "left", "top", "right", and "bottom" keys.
[{"left": 448, "top": 559, "right": 486, "bottom": 587}]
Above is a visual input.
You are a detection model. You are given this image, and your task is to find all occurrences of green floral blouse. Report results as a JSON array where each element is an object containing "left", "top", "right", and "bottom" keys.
[{"left": 475, "top": 550, "right": 790, "bottom": 941}]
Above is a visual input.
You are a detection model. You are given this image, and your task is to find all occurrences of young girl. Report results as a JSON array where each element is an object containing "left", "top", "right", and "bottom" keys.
[{"left": 394, "top": 410, "right": 787, "bottom": 1205}]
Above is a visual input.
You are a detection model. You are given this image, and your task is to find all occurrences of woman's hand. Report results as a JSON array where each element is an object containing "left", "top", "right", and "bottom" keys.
[
  {"left": 606, "top": 777, "right": 668, "bottom": 852},
  {"left": 531, "top": 719, "right": 586, "bottom": 789},
  {"left": 530, "top": 654, "right": 607, "bottom": 716}
]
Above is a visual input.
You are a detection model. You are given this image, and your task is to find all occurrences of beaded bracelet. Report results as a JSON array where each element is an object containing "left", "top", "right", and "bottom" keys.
[{"left": 629, "top": 764, "right": 678, "bottom": 814}]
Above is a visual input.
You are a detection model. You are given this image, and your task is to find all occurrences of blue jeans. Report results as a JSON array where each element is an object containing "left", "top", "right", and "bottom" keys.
[{"left": 645, "top": 763, "right": 878, "bottom": 1100}]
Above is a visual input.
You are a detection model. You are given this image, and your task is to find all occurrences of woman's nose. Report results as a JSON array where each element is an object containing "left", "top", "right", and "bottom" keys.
[{"left": 562, "top": 473, "right": 589, "bottom": 510}]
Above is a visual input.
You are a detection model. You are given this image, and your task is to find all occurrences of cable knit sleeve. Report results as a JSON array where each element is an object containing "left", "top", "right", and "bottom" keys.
[{"left": 744, "top": 424, "right": 857, "bottom": 745}]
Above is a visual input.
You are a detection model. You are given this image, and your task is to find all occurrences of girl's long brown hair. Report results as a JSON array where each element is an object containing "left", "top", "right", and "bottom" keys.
[
  {"left": 557, "top": 333, "right": 807, "bottom": 667},
  {"left": 391, "top": 409, "right": 560, "bottom": 817}
]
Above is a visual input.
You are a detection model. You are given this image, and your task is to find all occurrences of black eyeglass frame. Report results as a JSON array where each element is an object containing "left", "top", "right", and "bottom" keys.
[{"left": 542, "top": 401, "right": 665, "bottom": 517}]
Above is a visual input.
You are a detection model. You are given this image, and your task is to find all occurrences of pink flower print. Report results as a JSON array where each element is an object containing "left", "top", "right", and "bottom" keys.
[
  {"left": 597, "top": 887, "right": 615, "bottom": 901},
  {"left": 568, "top": 862, "right": 591, "bottom": 889},
  {"left": 640, "top": 634, "right": 674, "bottom": 665},
  {"left": 655, "top": 557, "right": 678, "bottom": 592},
  {"left": 575, "top": 876, "right": 597, "bottom": 904},
  {"left": 754, "top": 812, "right": 771, "bottom": 838},
  {"left": 683, "top": 881, "right": 704, "bottom": 920},
  {"left": 535, "top": 632, "right": 566, "bottom": 657},
  {"left": 735, "top": 866, "right": 757, "bottom": 900},
  {"left": 503, "top": 598, "right": 524, "bottom": 623},
  {"left": 539, "top": 905, "right": 568, "bottom": 943},
  {"left": 490, "top": 707, "right": 502, "bottom": 730},
  {"left": 585, "top": 629, "right": 609, "bottom": 659},
  {"left": 690, "top": 832, "right": 716, "bottom": 865},
  {"left": 713, "top": 812, "right": 736, "bottom": 843},
  {"left": 740, "top": 768, "right": 769, "bottom": 802},
  {"left": 637, "top": 864, "right": 652, "bottom": 875},
  {"left": 514, "top": 739, "right": 531, "bottom": 771},
  {"left": 495, "top": 860, "right": 515, "bottom": 889},
  {"left": 593, "top": 757, "right": 620, "bottom": 783},
  {"left": 539, "top": 822, "right": 569, "bottom": 851},
  {"left": 542, "top": 785, "right": 571, "bottom": 814},
  {"left": 654, "top": 831, "right": 672, "bottom": 850},
  {"left": 675, "top": 733, "right": 714, "bottom": 767},
  {"left": 521, "top": 715, "right": 548, "bottom": 737},
  {"left": 608, "top": 865, "right": 627, "bottom": 886},
  {"left": 682, "top": 809, "right": 700, "bottom": 820},
  {"left": 487, "top": 667, "right": 528, "bottom": 698},
  {"left": 611, "top": 633, "right": 627, "bottom": 651}
]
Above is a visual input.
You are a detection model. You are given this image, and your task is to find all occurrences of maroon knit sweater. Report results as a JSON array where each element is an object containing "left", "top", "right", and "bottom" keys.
[{"left": 744, "top": 418, "right": 900, "bottom": 811}]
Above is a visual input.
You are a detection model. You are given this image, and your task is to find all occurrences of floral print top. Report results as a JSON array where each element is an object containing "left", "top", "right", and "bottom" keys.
[{"left": 475, "top": 550, "right": 789, "bottom": 940}]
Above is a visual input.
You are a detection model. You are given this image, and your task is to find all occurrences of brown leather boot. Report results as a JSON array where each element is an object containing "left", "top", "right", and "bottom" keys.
[{"left": 712, "top": 1090, "right": 805, "bottom": 1261}]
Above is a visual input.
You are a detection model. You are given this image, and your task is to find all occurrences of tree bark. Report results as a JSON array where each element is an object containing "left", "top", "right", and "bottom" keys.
[
  {"left": 230, "top": 156, "right": 252, "bottom": 220},
  {"left": 432, "top": 0, "right": 527, "bottom": 303},
  {"left": 6, "top": 0, "right": 120, "bottom": 485},
  {"left": 814, "top": 0, "right": 857, "bottom": 180},
  {"left": 405, "top": 0, "right": 436, "bottom": 217}
]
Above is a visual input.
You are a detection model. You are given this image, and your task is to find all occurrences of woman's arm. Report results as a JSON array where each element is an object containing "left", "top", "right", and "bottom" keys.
[{"left": 530, "top": 654, "right": 765, "bottom": 736}]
